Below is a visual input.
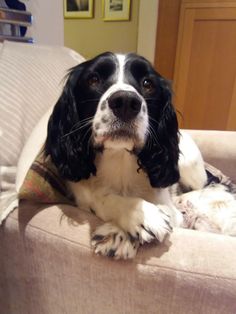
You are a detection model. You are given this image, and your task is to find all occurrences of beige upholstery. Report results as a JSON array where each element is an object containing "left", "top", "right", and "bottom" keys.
[
  {"left": 187, "top": 129, "right": 236, "bottom": 183},
  {"left": 1, "top": 43, "right": 236, "bottom": 314},
  {"left": 1, "top": 134, "right": 236, "bottom": 314}
]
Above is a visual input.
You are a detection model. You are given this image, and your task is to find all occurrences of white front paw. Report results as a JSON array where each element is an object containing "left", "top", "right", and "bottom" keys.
[
  {"left": 119, "top": 201, "right": 172, "bottom": 245},
  {"left": 91, "top": 223, "right": 139, "bottom": 260}
]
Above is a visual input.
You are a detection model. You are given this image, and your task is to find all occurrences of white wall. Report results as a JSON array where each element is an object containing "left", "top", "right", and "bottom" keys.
[
  {"left": 23, "top": 0, "right": 64, "bottom": 45},
  {"left": 137, "top": 0, "right": 159, "bottom": 63}
]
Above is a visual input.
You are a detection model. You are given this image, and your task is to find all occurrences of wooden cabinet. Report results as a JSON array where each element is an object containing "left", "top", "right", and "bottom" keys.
[{"left": 155, "top": 0, "right": 236, "bottom": 130}]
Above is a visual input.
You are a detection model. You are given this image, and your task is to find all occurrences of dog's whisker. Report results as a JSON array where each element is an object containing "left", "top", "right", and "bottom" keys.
[
  {"left": 147, "top": 124, "right": 160, "bottom": 147},
  {"left": 74, "top": 119, "right": 93, "bottom": 129},
  {"left": 74, "top": 123, "right": 92, "bottom": 133},
  {"left": 77, "top": 116, "right": 93, "bottom": 123},
  {"left": 62, "top": 120, "right": 93, "bottom": 139},
  {"left": 80, "top": 125, "right": 92, "bottom": 145},
  {"left": 146, "top": 133, "right": 152, "bottom": 150},
  {"left": 148, "top": 118, "right": 164, "bottom": 146},
  {"left": 144, "top": 127, "right": 153, "bottom": 150},
  {"left": 94, "top": 89, "right": 104, "bottom": 96},
  {"left": 148, "top": 116, "right": 159, "bottom": 126},
  {"left": 69, "top": 117, "right": 93, "bottom": 131},
  {"left": 148, "top": 131, "right": 157, "bottom": 150}
]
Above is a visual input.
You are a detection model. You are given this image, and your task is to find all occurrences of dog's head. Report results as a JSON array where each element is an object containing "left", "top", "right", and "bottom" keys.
[{"left": 45, "top": 52, "right": 180, "bottom": 187}]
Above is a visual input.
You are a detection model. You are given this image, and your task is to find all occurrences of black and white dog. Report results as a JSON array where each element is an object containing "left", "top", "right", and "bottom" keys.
[{"left": 45, "top": 52, "right": 231, "bottom": 259}]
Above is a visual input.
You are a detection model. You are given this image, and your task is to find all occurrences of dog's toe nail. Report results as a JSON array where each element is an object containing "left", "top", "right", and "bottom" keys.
[
  {"left": 128, "top": 232, "right": 137, "bottom": 243},
  {"left": 107, "top": 249, "right": 116, "bottom": 257},
  {"left": 92, "top": 234, "right": 105, "bottom": 242}
]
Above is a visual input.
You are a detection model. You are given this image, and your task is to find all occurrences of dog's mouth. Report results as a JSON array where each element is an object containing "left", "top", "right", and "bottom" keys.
[{"left": 93, "top": 125, "right": 142, "bottom": 150}]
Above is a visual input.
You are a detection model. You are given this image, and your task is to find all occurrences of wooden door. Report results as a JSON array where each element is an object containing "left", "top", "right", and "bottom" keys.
[{"left": 155, "top": 0, "right": 236, "bottom": 131}]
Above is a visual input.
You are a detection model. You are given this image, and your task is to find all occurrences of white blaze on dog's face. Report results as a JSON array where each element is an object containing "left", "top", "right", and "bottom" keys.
[{"left": 92, "top": 54, "right": 149, "bottom": 151}]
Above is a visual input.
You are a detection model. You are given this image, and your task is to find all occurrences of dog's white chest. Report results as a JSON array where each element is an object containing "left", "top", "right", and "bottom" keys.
[
  {"left": 95, "top": 148, "right": 150, "bottom": 197},
  {"left": 69, "top": 147, "right": 160, "bottom": 210}
]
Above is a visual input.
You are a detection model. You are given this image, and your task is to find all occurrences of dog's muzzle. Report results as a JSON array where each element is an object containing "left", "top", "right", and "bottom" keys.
[
  {"left": 93, "top": 86, "right": 147, "bottom": 149},
  {"left": 108, "top": 90, "right": 142, "bottom": 122}
]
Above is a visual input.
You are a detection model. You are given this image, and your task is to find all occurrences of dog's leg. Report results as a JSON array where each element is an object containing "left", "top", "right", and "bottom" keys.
[
  {"left": 178, "top": 131, "right": 207, "bottom": 190},
  {"left": 89, "top": 194, "right": 171, "bottom": 259},
  {"left": 70, "top": 183, "right": 173, "bottom": 259},
  {"left": 92, "top": 193, "right": 172, "bottom": 242}
]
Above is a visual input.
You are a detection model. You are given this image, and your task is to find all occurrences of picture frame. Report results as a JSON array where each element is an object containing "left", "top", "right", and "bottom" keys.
[
  {"left": 103, "top": 0, "right": 131, "bottom": 21},
  {"left": 64, "top": 0, "right": 93, "bottom": 19}
]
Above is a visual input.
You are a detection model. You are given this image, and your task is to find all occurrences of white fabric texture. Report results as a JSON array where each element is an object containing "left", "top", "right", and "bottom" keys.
[
  {"left": 0, "top": 42, "right": 85, "bottom": 224},
  {"left": 15, "top": 106, "right": 53, "bottom": 192},
  {"left": 0, "top": 166, "right": 18, "bottom": 225},
  {"left": 0, "top": 41, "right": 85, "bottom": 167}
]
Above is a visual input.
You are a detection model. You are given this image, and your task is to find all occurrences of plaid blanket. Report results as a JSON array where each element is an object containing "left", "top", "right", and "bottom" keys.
[{"left": 19, "top": 149, "right": 74, "bottom": 205}]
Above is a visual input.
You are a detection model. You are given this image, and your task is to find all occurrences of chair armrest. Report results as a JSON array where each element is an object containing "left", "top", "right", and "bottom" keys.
[{"left": 185, "top": 130, "right": 236, "bottom": 182}]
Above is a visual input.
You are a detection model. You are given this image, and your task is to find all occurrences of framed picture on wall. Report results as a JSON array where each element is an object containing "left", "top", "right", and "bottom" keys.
[
  {"left": 103, "top": 0, "right": 131, "bottom": 21},
  {"left": 64, "top": 0, "right": 93, "bottom": 19}
]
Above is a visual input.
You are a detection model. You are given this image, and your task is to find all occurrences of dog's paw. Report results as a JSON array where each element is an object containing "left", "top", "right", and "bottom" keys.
[
  {"left": 91, "top": 223, "right": 139, "bottom": 260},
  {"left": 118, "top": 201, "right": 172, "bottom": 245}
]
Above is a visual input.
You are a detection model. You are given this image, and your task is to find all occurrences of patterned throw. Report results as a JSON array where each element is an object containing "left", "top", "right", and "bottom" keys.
[{"left": 19, "top": 149, "right": 74, "bottom": 205}]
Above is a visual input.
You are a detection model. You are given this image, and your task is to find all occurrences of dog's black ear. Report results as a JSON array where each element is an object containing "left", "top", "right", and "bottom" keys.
[
  {"left": 138, "top": 78, "right": 180, "bottom": 188},
  {"left": 45, "top": 64, "right": 96, "bottom": 181}
]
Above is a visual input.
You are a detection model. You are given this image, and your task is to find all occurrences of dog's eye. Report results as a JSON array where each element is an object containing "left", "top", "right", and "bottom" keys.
[
  {"left": 88, "top": 74, "right": 100, "bottom": 87},
  {"left": 143, "top": 79, "right": 153, "bottom": 91}
]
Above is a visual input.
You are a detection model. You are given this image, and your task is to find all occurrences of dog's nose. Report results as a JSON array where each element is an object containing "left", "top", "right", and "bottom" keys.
[{"left": 108, "top": 91, "right": 142, "bottom": 122}]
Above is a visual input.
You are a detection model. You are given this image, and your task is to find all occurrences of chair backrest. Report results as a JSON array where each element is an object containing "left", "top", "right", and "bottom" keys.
[{"left": 0, "top": 42, "right": 85, "bottom": 167}]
